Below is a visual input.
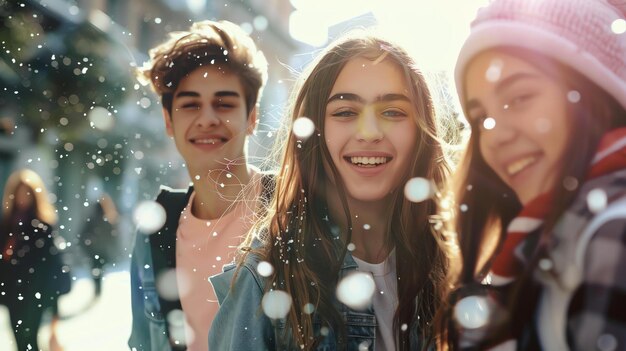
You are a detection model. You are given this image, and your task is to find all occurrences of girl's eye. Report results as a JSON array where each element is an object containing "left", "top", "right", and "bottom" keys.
[
  {"left": 504, "top": 93, "right": 535, "bottom": 110},
  {"left": 381, "top": 109, "right": 407, "bottom": 118},
  {"left": 331, "top": 109, "right": 358, "bottom": 118},
  {"left": 468, "top": 114, "right": 488, "bottom": 130}
]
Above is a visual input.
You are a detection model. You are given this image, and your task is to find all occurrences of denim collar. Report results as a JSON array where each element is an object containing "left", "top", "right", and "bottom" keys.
[
  {"left": 318, "top": 211, "right": 358, "bottom": 271},
  {"left": 247, "top": 212, "right": 360, "bottom": 271}
]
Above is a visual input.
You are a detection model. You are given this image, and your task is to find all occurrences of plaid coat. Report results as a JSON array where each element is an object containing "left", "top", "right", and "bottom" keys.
[{"left": 533, "top": 169, "right": 626, "bottom": 350}]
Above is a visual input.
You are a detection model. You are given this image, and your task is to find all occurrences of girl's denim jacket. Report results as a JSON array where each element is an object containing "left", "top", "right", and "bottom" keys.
[{"left": 208, "top": 237, "right": 425, "bottom": 350}]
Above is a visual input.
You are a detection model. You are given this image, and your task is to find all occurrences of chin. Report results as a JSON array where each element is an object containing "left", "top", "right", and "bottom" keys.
[
  {"left": 347, "top": 190, "right": 392, "bottom": 203},
  {"left": 518, "top": 191, "right": 538, "bottom": 205}
]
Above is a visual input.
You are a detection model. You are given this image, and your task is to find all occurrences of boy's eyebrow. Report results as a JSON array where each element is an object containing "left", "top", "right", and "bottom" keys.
[
  {"left": 175, "top": 91, "right": 200, "bottom": 98},
  {"left": 215, "top": 91, "right": 241, "bottom": 98},
  {"left": 174, "top": 91, "right": 241, "bottom": 98},
  {"left": 327, "top": 93, "right": 410, "bottom": 104}
]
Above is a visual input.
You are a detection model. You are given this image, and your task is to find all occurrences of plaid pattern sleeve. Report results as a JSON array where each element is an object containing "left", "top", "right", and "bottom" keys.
[{"left": 567, "top": 217, "right": 626, "bottom": 351}]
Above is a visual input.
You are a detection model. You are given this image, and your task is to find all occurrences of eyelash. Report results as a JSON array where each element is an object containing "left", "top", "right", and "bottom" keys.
[
  {"left": 507, "top": 93, "right": 534, "bottom": 108},
  {"left": 181, "top": 103, "right": 200, "bottom": 109},
  {"left": 469, "top": 93, "right": 536, "bottom": 127},
  {"left": 215, "top": 103, "right": 235, "bottom": 109},
  {"left": 381, "top": 109, "right": 406, "bottom": 118},
  {"left": 330, "top": 108, "right": 408, "bottom": 118},
  {"left": 331, "top": 109, "right": 358, "bottom": 117}
]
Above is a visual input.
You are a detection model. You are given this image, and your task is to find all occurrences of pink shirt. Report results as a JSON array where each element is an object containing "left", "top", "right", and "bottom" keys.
[{"left": 176, "top": 174, "right": 261, "bottom": 351}]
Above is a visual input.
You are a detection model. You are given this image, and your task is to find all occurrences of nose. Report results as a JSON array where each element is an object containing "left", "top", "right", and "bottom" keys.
[
  {"left": 356, "top": 106, "right": 383, "bottom": 142},
  {"left": 196, "top": 107, "right": 220, "bottom": 128},
  {"left": 480, "top": 113, "right": 517, "bottom": 150}
]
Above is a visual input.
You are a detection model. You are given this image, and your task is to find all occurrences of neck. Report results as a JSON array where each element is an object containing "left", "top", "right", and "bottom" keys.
[
  {"left": 326, "top": 187, "right": 393, "bottom": 264},
  {"left": 189, "top": 163, "right": 256, "bottom": 220}
]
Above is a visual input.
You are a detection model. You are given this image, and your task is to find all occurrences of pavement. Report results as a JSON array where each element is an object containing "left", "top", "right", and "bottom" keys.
[{"left": 0, "top": 270, "right": 133, "bottom": 351}]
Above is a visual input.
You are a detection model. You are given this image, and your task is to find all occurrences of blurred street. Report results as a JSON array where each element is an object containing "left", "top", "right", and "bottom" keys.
[{"left": 0, "top": 269, "right": 132, "bottom": 351}]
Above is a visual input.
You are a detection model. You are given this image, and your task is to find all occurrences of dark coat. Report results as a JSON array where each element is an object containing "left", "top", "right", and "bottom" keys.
[{"left": 0, "top": 213, "right": 71, "bottom": 307}]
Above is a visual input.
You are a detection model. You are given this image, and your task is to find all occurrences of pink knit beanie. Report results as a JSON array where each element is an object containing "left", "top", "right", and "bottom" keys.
[{"left": 455, "top": 0, "right": 626, "bottom": 110}]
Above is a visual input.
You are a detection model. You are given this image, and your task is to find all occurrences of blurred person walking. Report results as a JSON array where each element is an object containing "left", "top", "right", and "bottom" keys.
[
  {"left": 0, "top": 169, "right": 71, "bottom": 351},
  {"left": 80, "top": 193, "right": 120, "bottom": 298}
]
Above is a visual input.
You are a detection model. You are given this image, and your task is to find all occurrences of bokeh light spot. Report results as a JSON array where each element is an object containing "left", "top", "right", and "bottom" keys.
[
  {"left": 292, "top": 117, "right": 315, "bottom": 139},
  {"left": 262, "top": 290, "right": 292, "bottom": 319},
  {"left": 257, "top": 261, "right": 274, "bottom": 277},
  {"left": 587, "top": 188, "right": 607, "bottom": 213},
  {"left": 336, "top": 272, "right": 375, "bottom": 310},
  {"left": 156, "top": 269, "right": 179, "bottom": 301},
  {"left": 483, "top": 117, "right": 496, "bottom": 130},
  {"left": 404, "top": 177, "right": 433, "bottom": 203},
  {"left": 611, "top": 19, "right": 626, "bottom": 34},
  {"left": 485, "top": 59, "right": 503, "bottom": 82},
  {"left": 567, "top": 90, "right": 581, "bottom": 103},
  {"left": 133, "top": 200, "right": 166, "bottom": 234},
  {"left": 88, "top": 106, "right": 114, "bottom": 131},
  {"left": 454, "top": 295, "right": 490, "bottom": 329}
]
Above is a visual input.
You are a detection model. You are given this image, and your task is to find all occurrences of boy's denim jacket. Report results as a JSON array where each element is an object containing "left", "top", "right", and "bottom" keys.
[
  {"left": 209, "top": 236, "right": 425, "bottom": 350},
  {"left": 128, "top": 186, "right": 192, "bottom": 351}
]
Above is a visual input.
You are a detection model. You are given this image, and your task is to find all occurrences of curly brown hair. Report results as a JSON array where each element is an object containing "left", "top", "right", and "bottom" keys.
[{"left": 136, "top": 20, "right": 268, "bottom": 116}]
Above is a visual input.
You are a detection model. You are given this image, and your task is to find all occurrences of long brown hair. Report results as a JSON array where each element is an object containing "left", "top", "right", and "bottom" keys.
[
  {"left": 2, "top": 168, "right": 57, "bottom": 225},
  {"left": 240, "top": 32, "right": 453, "bottom": 350},
  {"left": 442, "top": 47, "right": 626, "bottom": 349}
]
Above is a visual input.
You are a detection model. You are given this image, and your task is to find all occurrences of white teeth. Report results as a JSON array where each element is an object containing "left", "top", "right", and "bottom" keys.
[
  {"left": 194, "top": 138, "right": 222, "bottom": 144},
  {"left": 349, "top": 156, "right": 388, "bottom": 166},
  {"left": 507, "top": 155, "right": 537, "bottom": 175}
]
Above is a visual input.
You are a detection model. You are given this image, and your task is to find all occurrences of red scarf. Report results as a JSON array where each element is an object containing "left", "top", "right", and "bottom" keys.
[
  {"left": 490, "top": 127, "right": 626, "bottom": 286},
  {"left": 2, "top": 236, "right": 16, "bottom": 262}
]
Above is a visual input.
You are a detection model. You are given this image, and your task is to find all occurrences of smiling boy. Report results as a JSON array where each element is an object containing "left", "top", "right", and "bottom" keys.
[{"left": 128, "top": 20, "right": 269, "bottom": 351}]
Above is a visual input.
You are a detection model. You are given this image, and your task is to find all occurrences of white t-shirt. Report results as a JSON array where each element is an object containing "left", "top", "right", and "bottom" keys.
[{"left": 352, "top": 249, "right": 398, "bottom": 351}]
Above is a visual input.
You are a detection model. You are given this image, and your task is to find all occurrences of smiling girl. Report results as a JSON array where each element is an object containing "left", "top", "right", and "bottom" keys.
[
  {"left": 443, "top": 0, "right": 626, "bottom": 349},
  {"left": 209, "top": 32, "right": 453, "bottom": 350}
]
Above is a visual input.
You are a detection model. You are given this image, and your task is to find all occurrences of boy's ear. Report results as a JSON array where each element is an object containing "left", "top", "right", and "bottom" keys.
[
  {"left": 246, "top": 106, "right": 258, "bottom": 135},
  {"left": 163, "top": 108, "right": 174, "bottom": 137}
]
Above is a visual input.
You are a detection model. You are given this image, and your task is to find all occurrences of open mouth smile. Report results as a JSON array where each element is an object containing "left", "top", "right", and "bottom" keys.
[
  {"left": 190, "top": 137, "right": 228, "bottom": 145},
  {"left": 344, "top": 156, "right": 392, "bottom": 168},
  {"left": 506, "top": 154, "right": 538, "bottom": 176}
]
